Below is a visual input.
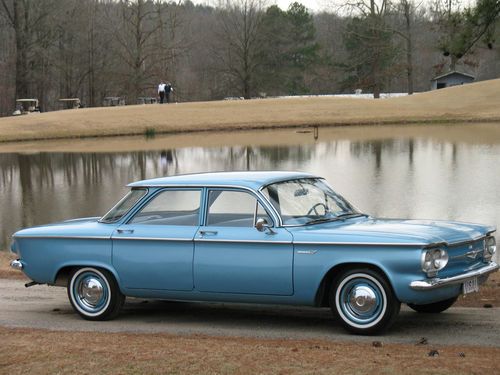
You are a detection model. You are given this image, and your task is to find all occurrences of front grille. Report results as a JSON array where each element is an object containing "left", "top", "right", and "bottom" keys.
[{"left": 440, "top": 238, "right": 486, "bottom": 278}]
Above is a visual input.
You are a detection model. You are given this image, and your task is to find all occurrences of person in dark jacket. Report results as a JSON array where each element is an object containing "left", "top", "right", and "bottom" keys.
[{"left": 165, "top": 82, "right": 173, "bottom": 103}]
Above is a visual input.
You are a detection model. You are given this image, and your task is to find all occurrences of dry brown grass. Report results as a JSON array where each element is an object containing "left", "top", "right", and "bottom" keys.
[
  {"left": 1, "top": 79, "right": 500, "bottom": 143},
  {"left": 0, "top": 251, "right": 26, "bottom": 280},
  {"left": 455, "top": 271, "right": 500, "bottom": 308},
  {"left": 0, "top": 326, "right": 499, "bottom": 375}
]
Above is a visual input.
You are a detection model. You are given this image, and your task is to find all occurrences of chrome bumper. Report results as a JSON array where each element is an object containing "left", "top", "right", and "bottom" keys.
[
  {"left": 410, "top": 262, "right": 499, "bottom": 290},
  {"left": 10, "top": 259, "right": 23, "bottom": 270}
]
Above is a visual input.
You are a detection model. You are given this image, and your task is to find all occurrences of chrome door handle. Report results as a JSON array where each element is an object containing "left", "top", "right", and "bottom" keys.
[
  {"left": 117, "top": 229, "right": 134, "bottom": 234},
  {"left": 199, "top": 230, "right": 218, "bottom": 236}
]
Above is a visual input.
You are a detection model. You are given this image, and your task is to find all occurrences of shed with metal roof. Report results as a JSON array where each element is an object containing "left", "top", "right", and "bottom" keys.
[{"left": 431, "top": 71, "right": 475, "bottom": 90}]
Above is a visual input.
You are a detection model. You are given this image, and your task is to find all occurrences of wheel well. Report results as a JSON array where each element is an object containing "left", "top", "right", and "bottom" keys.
[
  {"left": 54, "top": 266, "right": 76, "bottom": 286},
  {"left": 55, "top": 265, "right": 120, "bottom": 288},
  {"left": 315, "top": 263, "right": 392, "bottom": 307}
]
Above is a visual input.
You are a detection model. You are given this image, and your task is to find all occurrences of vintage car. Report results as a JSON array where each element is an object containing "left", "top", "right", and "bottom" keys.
[{"left": 10, "top": 171, "right": 498, "bottom": 334}]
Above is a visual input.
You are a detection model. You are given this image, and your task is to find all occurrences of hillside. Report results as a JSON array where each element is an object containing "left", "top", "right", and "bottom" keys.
[{"left": 1, "top": 78, "right": 500, "bottom": 143}]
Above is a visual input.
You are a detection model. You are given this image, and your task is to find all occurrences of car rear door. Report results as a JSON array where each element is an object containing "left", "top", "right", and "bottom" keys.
[{"left": 112, "top": 188, "right": 201, "bottom": 291}]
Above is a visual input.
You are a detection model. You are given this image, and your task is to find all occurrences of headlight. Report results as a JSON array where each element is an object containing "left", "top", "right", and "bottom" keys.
[
  {"left": 484, "top": 236, "right": 496, "bottom": 261},
  {"left": 421, "top": 248, "right": 448, "bottom": 276}
]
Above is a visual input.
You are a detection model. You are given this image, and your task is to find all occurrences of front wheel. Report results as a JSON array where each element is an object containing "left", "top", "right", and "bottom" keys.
[
  {"left": 67, "top": 267, "right": 124, "bottom": 321},
  {"left": 330, "top": 268, "right": 400, "bottom": 335},
  {"left": 407, "top": 296, "right": 458, "bottom": 313}
]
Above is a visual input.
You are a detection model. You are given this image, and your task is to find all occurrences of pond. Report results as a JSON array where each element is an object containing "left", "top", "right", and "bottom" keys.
[{"left": 1, "top": 123, "right": 500, "bottom": 255}]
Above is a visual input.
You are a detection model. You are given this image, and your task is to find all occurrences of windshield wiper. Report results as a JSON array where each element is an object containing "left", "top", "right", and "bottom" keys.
[
  {"left": 305, "top": 217, "right": 339, "bottom": 225},
  {"left": 335, "top": 212, "right": 368, "bottom": 220}
]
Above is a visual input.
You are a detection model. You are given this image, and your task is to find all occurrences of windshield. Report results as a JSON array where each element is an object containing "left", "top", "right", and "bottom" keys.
[
  {"left": 262, "top": 178, "right": 360, "bottom": 226},
  {"left": 100, "top": 188, "right": 147, "bottom": 223}
]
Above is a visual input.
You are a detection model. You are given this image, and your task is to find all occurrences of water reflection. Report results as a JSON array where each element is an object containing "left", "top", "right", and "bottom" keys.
[{"left": 1, "top": 124, "right": 500, "bottom": 251}]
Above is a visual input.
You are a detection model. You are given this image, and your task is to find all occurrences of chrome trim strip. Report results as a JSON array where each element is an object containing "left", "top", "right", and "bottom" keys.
[
  {"left": 445, "top": 235, "right": 485, "bottom": 247},
  {"left": 194, "top": 238, "right": 291, "bottom": 244},
  {"left": 202, "top": 186, "right": 281, "bottom": 228},
  {"left": 14, "top": 235, "right": 110, "bottom": 240},
  {"left": 10, "top": 260, "right": 23, "bottom": 270},
  {"left": 112, "top": 236, "right": 193, "bottom": 242},
  {"left": 409, "top": 262, "right": 499, "bottom": 290},
  {"left": 258, "top": 186, "right": 284, "bottom": 227},
  {"left": 293, "top": 241, "right": 427, "bottom": 246}
]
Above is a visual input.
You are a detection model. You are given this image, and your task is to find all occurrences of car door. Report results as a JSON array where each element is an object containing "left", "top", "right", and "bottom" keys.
[
  {"left": 112, "top": 188, "right": 201, "bottom": 291},
  {"left": 194, "top": 188, "right": 294, "bottom": 296}
]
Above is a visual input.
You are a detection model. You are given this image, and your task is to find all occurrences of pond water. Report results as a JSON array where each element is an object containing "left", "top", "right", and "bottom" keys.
[{"left": 1, "top": 123, "right": 500, "bottom": 252}]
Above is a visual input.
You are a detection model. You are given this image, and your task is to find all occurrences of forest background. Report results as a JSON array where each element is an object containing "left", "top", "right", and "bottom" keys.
[{"left": 1, "top": 0, "right": 499, "bottom": 116}]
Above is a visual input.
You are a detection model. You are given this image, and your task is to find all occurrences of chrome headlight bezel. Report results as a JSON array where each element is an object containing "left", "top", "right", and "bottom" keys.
[
  {"left": 421, "top": 248, "right": 448, "bottom": 277},
  {"left": 484, "top": 236, "right": 496, "bottom": 261}
]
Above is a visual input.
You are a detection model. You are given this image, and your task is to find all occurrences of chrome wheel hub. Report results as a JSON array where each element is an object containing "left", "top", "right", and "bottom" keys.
[
  {"left": 348, "top": 285, "right": 377, "bottom": 315},
  {"left": 79, "top": 277, "right": 104, "bottom": 308}
]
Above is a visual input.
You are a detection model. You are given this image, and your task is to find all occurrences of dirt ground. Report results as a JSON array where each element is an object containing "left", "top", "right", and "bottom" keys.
[
  {"left": 1, "top": 250, "right": 499, "bottom": 374},
  {"left": 1, "top": 78, "right": 500, "bottom": 143},
  {"left": 0, "top": 326, "right": 498, "bottom": 375}
]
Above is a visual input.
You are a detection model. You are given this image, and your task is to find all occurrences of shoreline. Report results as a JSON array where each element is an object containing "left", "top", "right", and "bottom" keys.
[
  {"left": 1, "top": 122, "right": 499, "bottom": 154},
  {"left": 1, "top": 116, "right": 500, "bottom": 145}
]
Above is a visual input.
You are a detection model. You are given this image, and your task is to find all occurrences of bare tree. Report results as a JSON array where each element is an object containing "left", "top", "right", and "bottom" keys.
[
  {"left": 0, "top": 0, "right": 57, "bottom": 102},
  {"left": 106, "top": 0, "right": 160, "bottom": 102},
  {"left": 395, "top": 0, "right": 422, "bottom": 94},
  {"left": 342, "top": 0, "right": 400, "bottom": 98},
  {"left": 212, "top": 0, "right": 266, "bottom": 99}
]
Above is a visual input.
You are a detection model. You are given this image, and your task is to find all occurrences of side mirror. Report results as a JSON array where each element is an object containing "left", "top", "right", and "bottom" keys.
[{"left": 255, "top": 218, "right": 276, "bottom": 234}]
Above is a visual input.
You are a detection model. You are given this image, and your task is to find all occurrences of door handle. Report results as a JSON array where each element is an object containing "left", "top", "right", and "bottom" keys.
[
  {"left": 199, "top": 230, "right": 218, "bottom": 236},
  {"left": 117, "top": 229, "right": 134, "bottom": 234}
]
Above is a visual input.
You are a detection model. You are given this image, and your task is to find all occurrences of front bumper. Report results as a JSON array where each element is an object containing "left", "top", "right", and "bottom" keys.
[{"left": 410, "top": 262, "right": 499, "bottom": 290}]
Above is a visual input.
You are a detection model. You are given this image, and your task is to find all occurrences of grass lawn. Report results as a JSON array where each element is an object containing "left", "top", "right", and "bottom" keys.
[{"left": 1, "top": 78, "right": 500, "bottom": 143}]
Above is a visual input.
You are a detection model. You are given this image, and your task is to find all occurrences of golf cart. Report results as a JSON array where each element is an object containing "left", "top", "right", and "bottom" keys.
[
  {"left": 137, "top": 97, "right": 157, "bottom": 105},
  {"left": 103, "top": 97, "right": 126, "bottom": 107},
  {"left": 12, "top": 99, "right": 40, "bottom": 116},
  {"left": 59, "top": 98, "right": 81, "bottom": 109}
]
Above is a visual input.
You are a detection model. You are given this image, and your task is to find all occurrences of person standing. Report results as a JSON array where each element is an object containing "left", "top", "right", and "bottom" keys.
[
  {"left": 165, "top": 82, "right": 173, "bottom": 103},
  {"left": 158, "top": 81, "right": 166, "bottom": 104}
]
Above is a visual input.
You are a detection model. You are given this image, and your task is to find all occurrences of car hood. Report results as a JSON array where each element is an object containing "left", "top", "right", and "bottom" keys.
[{"left": 287, "top": 217, "right": 495, "bottom": 246}]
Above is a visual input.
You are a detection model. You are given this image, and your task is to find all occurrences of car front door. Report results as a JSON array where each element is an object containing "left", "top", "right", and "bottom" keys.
[
  {"left": 194, "top": 189, "right": 294, "bottom": 296},
  {"left": 112, "top": 188, "right": 201, "bottom": 291}
]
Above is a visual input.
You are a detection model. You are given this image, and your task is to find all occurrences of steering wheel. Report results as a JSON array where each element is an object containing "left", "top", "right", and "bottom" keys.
[{"left": 306, "top": 202, "right": 328, "bottom": 216}]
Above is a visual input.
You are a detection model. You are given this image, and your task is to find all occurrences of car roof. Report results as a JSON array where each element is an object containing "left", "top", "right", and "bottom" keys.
[{"left": 128, "top": 171, "right": 318, "bottom": 190}]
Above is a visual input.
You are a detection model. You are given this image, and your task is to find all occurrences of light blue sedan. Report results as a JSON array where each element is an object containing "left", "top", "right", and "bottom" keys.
[{"left": 10, "top": 171, "right": 498, "bottom": 334}]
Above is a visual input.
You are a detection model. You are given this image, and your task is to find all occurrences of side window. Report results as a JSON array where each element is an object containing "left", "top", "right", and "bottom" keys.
[
  {"left": 130, "top": 189, "right": 201, "bottom": 226},
  {"left": 206, "top": 190, "right": 271, "bottom": 227}
]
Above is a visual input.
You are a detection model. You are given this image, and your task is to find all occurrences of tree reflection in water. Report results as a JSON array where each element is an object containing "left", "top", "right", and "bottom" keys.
[{"left": 1, "top": 134, "right": 499, "bottom": 255}]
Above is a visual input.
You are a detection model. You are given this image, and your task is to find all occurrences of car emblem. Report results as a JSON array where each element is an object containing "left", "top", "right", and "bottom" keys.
[
  {"left": 465, "top": 249, "right": 482, "bottom": 259},
  {"left": 297, "top": 250, "right": 318, "bottom": 255}
]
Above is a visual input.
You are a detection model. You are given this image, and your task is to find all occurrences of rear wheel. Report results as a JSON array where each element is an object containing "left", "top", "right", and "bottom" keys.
[
  {"left": 67, "top": 267, "right": 124, "bottom": 321},
  {"left": 330, "top": 268, "right": 400, "bottom": 335},
  {"left": 407, "top": 296, "right": 458, "bottom": 313}
]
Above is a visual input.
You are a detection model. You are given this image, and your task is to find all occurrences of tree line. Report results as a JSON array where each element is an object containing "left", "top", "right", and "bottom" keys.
[{"left": 0, "top": 0, "right": 499, "bottom": 115}]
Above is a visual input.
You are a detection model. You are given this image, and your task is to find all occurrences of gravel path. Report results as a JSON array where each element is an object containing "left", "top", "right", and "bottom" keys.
[{"left": 1, "top": 278, "right": 499, "bottom": 346}]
